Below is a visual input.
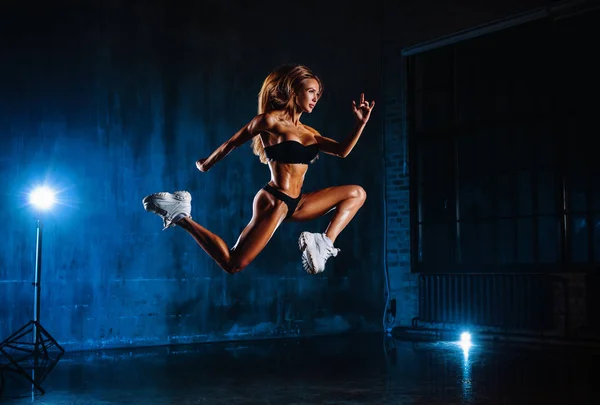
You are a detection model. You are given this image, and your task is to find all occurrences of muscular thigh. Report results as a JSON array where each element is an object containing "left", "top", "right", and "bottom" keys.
[
  {"left": 230, "top": 189, "right": 288, "bottom": 264},
  {"left": 287, "top": 185, "right": 362, "bottom": 222}
]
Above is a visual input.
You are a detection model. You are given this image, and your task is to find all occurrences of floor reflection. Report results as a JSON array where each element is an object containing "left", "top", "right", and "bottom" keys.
[
  {"left": 0, "top": 333, "right": 597, "bottom": 404},
  {"left": 1, "top": 350, "right": 63, "bottom": 399}
]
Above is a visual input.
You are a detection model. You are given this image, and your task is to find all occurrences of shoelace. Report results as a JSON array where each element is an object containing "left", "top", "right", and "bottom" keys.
[
  {"left": 324, "top": 245, "right": 340, "bottom": 259},
  {"left": 318, "top": 236, "right": 340, "bottom": 259}
]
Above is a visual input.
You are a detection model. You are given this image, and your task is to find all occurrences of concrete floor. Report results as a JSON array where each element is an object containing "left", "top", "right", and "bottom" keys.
[{"left": 1, "top": 333, "right": 598, "bottom": 404}]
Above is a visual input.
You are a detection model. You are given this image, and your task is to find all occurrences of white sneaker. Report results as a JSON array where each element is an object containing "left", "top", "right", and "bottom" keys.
[
  {"left": 142, "top": 191, "right": 192, "bottom": 230},
  {"left": 298, "top": 232, "right": 340, "bottom": 274}
]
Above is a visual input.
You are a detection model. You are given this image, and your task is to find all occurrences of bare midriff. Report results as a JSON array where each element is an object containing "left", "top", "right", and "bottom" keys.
[{"left": 267, "top": 162, "right": 309, "bottom": 199}]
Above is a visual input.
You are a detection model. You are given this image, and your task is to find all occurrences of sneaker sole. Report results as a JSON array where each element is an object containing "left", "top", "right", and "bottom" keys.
[{"left": 298, "top": 232, "right": 321, "bottom": 275}]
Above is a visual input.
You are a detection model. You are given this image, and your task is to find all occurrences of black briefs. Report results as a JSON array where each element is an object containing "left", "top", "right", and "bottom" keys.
[{"left": 262, "top": 184, "right": 301, "bottom": 219}]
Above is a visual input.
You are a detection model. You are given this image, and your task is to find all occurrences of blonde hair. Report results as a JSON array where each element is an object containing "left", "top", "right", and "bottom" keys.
[{"left": 251, "top": 64, "right": 323, "bottom": 164}]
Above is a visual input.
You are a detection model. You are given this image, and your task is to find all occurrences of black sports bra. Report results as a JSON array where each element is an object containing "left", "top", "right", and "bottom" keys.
[{"left": 264, "top": 141, "right": 319, "bottom": 164}]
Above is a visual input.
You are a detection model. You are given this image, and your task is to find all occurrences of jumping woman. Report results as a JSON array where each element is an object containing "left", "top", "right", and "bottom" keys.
[{"left": 143, "top": 64, "right": 375, "bottom": 275}]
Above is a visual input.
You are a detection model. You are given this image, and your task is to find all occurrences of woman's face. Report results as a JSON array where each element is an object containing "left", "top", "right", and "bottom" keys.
[{"left": 295, "top": 78, "right": 321, "bottom": 113}]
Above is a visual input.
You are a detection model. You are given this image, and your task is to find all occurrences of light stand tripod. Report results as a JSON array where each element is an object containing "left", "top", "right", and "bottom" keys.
[{"left": 0, "top": 219, "right": 65, "bottom": 394}]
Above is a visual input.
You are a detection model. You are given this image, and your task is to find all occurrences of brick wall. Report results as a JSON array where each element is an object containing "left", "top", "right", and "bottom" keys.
[{"left": 382, "top": 49, "right": 418, "bottom": 326}]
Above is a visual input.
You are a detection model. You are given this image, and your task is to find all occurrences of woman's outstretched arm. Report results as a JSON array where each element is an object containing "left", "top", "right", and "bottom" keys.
[
  {"left": 196, "top": 113, "right": 275, "bottom": 172},
  {"left": 314, "top": 93, "right": 375, "bottom": 158}
]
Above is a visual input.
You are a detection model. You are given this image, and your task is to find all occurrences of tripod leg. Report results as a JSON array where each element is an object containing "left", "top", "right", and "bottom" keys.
[
  {"left": 0, "top": 347, "right": 45, "bottom": 395},
  {"left": 0, "top": 321, "right": 34, "bottom": 350},
  {"left": 35, "top": 352, "right": 63, "bottom": 386},
  {"left": 35, "top": 323, "right": 65, "bottom": 354},
  {"left": 35, "top": 326, "right": 48, "bottom": 359}
]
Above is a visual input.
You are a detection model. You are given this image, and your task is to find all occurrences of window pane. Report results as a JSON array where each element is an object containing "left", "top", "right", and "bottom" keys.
[
  {"left": 516, "top": 170, "right": 533, "bottom": 217},
  {"left": 460, "top": 221, "right": 477, "bottom": 265},
  {"left": 413, "top": 47, "right": 453, "bottom": 92},
  {"left": 517, "top": 218, "right": 534, "bottom": 263},
  {"left": 494, "top": 128, "right": 513, "bottom": 171},
  {"left": 594, "top": 215, "right": 600, "bottom": 263},
  {"left": 474, "top": 132, "right": 494, "bottom": 218},
  {"left": 569, "top": 215, "right": 589, "bottom": 263},
  {"left": 421, "top": 181, "right": 445, "bottom": 223},
  {"left": 537, "top": 169, "right": 557, "bottom": 215},
  {"left": 496, "top": 173, "right": 515, "bottom": 218},
  {"left": 458, "top": 180, "right": 477, "bottom": 221},
  {"left": 457, "top": 136, "right": 474, "bottom": 176},
  {"left": 591, "top": 164, "right": 600, "bottom": 211},
  {"left": 513, "top": 127, "right": 533, "bottom": 169},
  {"left": 477, "top": 220, "right": 494, "bottom": 264},
  {"left": 497, "top": 219, "right": 515, "bottom": 264},
  {"left": 422, "top": 221, "right": 454, "bottom": 267},
  {"left": 457, "top": 136, "right": 475, "bottom": 220},
  {"left": 417, "top": 223, "right": 423, "bottom": 263},
  {"left": 477, "top": 177, "right": 494, "bottom": 219},
  {"left": 415, "top": 89, "right": 453, "bottom": 133},
  {"left": 538, "top": 216, "right": 560, "bottom": 263},
  {"left": 534, "top": 123, "right": 556, "bottom": 167},
  {"left": 474, "top": 130, "right": 494, "bottom": 171},
  {"left": 566, "top": 171, "right": 587, "bottom": 213},
  {"left": 419, "top": 140, "right": 452, "bottom": 223}
]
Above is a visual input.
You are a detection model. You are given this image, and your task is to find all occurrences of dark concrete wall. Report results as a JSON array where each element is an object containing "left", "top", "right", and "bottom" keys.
[{"left": 0, "top": 0, "right": 384, "bottom": 350}]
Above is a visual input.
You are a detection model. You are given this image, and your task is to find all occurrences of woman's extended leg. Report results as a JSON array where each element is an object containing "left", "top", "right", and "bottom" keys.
[
  {"left": 289, "top": 185, "right": 367, "bottom": 242},
  {"left": 145, "top": 190, "right": 288, "bottom": 274},
  {"left": 287, "top": 185, "right": 367, "bottom": 274}
]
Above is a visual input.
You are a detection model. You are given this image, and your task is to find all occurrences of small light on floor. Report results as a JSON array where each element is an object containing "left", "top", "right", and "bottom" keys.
[{"left": 459, "top": 332, "right": 472, "bottom": 351}]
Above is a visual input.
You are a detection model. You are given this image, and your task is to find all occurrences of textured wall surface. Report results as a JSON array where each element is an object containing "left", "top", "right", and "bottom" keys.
[{"left": 0, "top": 0, "right": 384, "bottom": 350}]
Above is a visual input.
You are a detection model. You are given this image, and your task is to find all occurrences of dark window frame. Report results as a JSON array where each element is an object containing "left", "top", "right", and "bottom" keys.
[{"left": 402, "top": 4, "right": 600, "bottom": 274}]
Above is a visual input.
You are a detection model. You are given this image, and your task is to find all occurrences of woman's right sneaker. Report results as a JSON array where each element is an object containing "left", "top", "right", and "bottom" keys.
[
  {"left": 298, "top": 232, "right": 340, "bottom": 274},
  {"left": 142, "top": 190, "right": 192, "bottom": 230}
]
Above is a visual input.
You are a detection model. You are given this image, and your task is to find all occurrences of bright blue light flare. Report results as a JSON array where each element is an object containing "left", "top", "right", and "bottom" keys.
[
  {"left": 29, "top": 186, "right": 56, "bottom": 211},
  {"left": 458, "top": 331, "right": 473, "bottom": 359},
  {"left": 460, "top": 332, "right": 471, "bottom": 345},
  {"left": 460, "top": 332, "right": 473, "bottom": 402}
]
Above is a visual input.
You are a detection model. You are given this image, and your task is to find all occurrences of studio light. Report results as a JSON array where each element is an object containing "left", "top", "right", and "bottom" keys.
[
  {"left": 0, "top": 184, "right": 65, "bottom": 394},
  {"left": 29, "top": 187, "right": 56, "bottom": 211}
]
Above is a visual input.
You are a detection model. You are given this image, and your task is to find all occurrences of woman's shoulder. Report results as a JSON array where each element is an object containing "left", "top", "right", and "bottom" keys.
[
  {"left": 301, "top": 123, "right": 321, "bottom": 137},
  {"left": 250, "top": 112, "right": 280, "bottom": 131},
  {"left": 258, "top": 111, "right": 283, "bottom": 126}
]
